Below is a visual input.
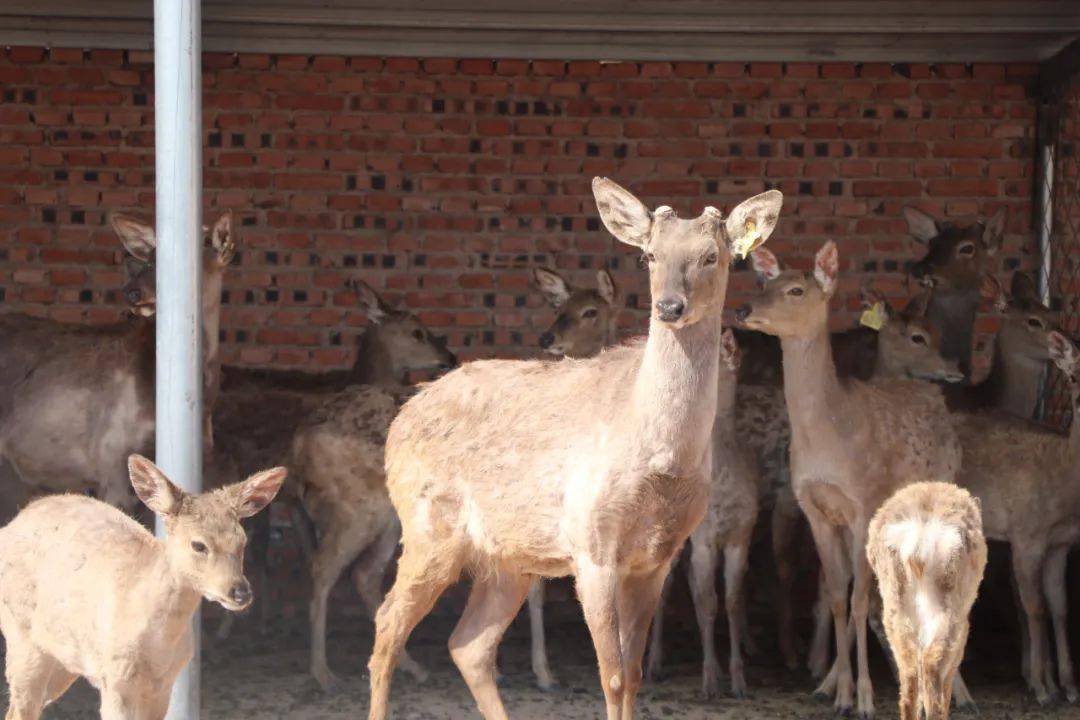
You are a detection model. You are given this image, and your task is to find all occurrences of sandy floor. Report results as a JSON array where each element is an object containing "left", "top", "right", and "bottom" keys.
[{"left": 24, "top": 602, "right": 1080, "bottom": 720}]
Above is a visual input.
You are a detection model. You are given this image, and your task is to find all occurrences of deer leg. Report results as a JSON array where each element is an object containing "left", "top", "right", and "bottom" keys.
[
  {"left": 448, "top": 571, "right": 533, "bottom": 720},
  {"left": 4, "top": 642, "right": 61, "bottom": 720},
  {"left": 1043, "top": 544, "right": 1077, "bottom": 702},
  {"left": 644, "top": 568, "right": 675, "bottom": 684},
  {"left": 527, "top": 578, "right": 558, "bottom": 690},
  {"left": 898, "top": 667, "right": 918, "bottom": 720},
  {"left": 368, "top": 544, "right": 463, "bottom": 720},
  {"left": 723, "top": 536, "right": 752, "bottom": 699},
  {"left": 290, "top": 500, "right": 318, "bottom": 566},
  {"left": 576, "top": 559, "right": 625, "bottom": 720},
  {"left": 1013, "top": 547, "right": 1053, "bottom": 704},
  {"left": 616, "top": 564, "right": 671, "bottom": 720},
  {"left": 809, "top": 570, "right": 834, "bottom": 679},
  {"left": 309, "top": 515, "right": 380, "bottom": 693},
  {"left": 771, "top": 497, "right": 801, "bottom": 671},
  {"left": 850, "top": 522, "right": 875, "bottom": 719},
  {"left": 687, "top": 532, "right": 722, "bottom": 699},
  {"left": 351, "top": 520, "right": 428, "bottom": 683},
  {"left": 807, "top": 518, "right": 854, "bottom": 714}
]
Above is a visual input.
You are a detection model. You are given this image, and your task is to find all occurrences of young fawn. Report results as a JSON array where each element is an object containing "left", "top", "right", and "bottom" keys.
[
  {"left": 367, "top": 179, "right": 783, "bottom": 720},
  {"left": 867, "top": 482, "right": 987, "bottom": 720},
  {"left": 0, "top": 454, "right": 284, "bottom": 720},
  {"left": 737, "top": 241, "right": 961, "bottom": 718}
]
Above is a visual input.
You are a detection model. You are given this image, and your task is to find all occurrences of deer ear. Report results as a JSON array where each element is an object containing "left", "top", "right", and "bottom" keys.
[
  {"left": 1009, "top": 271, "right": 1040, "bottom": 310},
  {"left": 719, "top": 328, "right": 740, "bottom": 370},
  {"left": 111, "top": 214, "right": 157, "bottom": 262},
  {"left": 127, "top": 454, "right": 184, "bottom": 517},
  {"left": 349, "top": 278, "right": 391, "bottom": 323},
  {"left": 209, "top": 211, "right": 235, "bottom": 268},
  {"left": 899, "top": 292, "right": 929, "bottom": 323},
  {"left": 533, "top": 268, "right": 571, "bottom": 307},
  {"left": 982, "top": 207, "right": 1006, "bottom": 253},
  {"left": 227, "top": 467, "right": 287, "bottom": 519},
  {"left": 750, "top": 247, "right": 782, "bottom": 281},
  {"left": 592, "top": 177, "right": 653, "bottom": 249},
  {"left": 596, "top": 269, "right": 616, "bottom": 306},
  {"left": 813, "top": 241, "right": 839, "bottom": 296},
  {"left": 980, "top": 274, "right": 1009, "bottom": 312},
  {"left": 725, "top": 190, "right": 783, "bottom": 256},
  {"left": 902, "top": 206, "right": 939, "bottom": 244},
  {"left": 1048, "top": 331, "right": 1078, "bottom": 374}
]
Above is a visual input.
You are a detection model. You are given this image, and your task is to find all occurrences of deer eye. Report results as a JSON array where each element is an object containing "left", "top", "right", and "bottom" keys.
[
  {"left": 1027, "top": 318, "right": 1044, "bottom": 329},
  {"left": 191, "top": 541, "right": 208, "bottom": 554},
  {"left": 412, "top": 329, "right": 425, "bottom": 341},
  {"left": 787, "top": 287, "right": 804, "bottom": 297},
  {"left": 639, "top": 252, "right": 656, "bottom": 268},
  {"left": 956, "top": 243, "right": 976, "bottom": 257},
  {"left": 703, "top": 251, "right": 719, "bottom": 266},
  {"left": 581, "top": 308, "right": 598, "bottom": 319},
  {"left": 911, "top": 334, "right": 927, "bottom": 346}
]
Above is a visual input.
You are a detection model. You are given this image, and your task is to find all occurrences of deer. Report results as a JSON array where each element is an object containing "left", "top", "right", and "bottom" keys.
[
  {"left": 735, "top": 240, "right": 962, "bottom": 719},
  {"left": 866, "top": 482, "right": 988, "bottom": 720},
  {"left": 0, "top": 212, "right": 234, "bottom": 510},
  {"left": 365, "top": 179, "right": 783, "bottom": 720},
  {"left": 905, "top": 205, "right": 1007, "bottom": 385},
  {"left": 952, "top": 330, "right": 1080, "bottom": 704},
  {"left": 211, "top": 278, "right": 456, "bottom": 647},
  {"left": 0, "top": 454, "right": 284, "bottom": 720}
]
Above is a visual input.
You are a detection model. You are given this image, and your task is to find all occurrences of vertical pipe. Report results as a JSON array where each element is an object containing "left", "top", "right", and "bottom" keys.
[
  {"left": 154, "top": 0, "right": 202, "bottom": 719},
  {"left": 1034, "top": 106, "right": 1055, "bottom": 421}
]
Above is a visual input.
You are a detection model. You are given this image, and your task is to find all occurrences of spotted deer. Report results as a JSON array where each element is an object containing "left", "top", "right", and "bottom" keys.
[
  {"left": 867, "top": 482, "right": 988, "bottom": 720},
  {"left": 736, "top": 241, "right": 961, "bottom": 718},
  {"left": 0, "top": 454, "right": 283, "bottom": 720},
  {"left": 905, "top": 205, "right": 1006, "bottom": 383},
  {"left": 952, "top": 330, "right": 1080, "bottom": 704},
  {"left": 367, "top": 180, "right": 783, "bottom": 720},
  {"left": 212, "top": 279, "right": 455, "bottom": 654},
  {"left": 0, "top": 213, "right": 235, "bottom": 510}
]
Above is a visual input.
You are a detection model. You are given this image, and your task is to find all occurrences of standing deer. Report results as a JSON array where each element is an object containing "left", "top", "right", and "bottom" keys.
[
  {"left": 953, "top": 330, "right": 1080, "bottom": 704},
  {"left": 213, "top": 278, "right": 455, "bottom": 650},
  {"left": 0, "top": 213, "right": 234, "bottom": 509},
  {"left": 366, "top": 179, "right": 783, "bottom": 720},
  {"left": 867, "top": 482, "right": 987, "bottom": 720},
  {"left": 735, "top": 241, "right": 961, "bottom": 718},
  {"left": 905, "top": 206, "right": 1006, "bottom": 383},
  {"left": 0, "top": 454, "right": 284, "bottom": 720}
]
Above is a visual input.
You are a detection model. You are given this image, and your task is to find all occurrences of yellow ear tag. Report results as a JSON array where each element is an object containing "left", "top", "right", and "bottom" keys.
[
  {"left": 860, "top": 302, "right": 886, "bottom": 331},
  {"left": 731, "top": 218, "right": 763, "bottom": 259}
]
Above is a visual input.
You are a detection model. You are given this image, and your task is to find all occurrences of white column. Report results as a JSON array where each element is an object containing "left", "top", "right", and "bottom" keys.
[{"left": 154, "top": 0, "right": 203, "bottom": 718}]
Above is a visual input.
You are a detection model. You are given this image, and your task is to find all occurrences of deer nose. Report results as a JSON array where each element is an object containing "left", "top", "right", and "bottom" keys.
[
  {"left": 734, "top": 304, "right": 753, "bottom": 322},
  {"left": 655, "top": 298, "right": 685, "bottom": 322},
  {"left": 229, "top": 582, "right": 252, "bottom": 608},
  {"left": 124, "top": 287, "right": 142, "bottom": 304},
  {"left": 538, "top": 332, "right": 555, "bottom": 349}
]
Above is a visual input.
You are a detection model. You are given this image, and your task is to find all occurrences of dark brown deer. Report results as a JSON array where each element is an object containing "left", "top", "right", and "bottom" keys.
[
  {"left": 906, "top": 206, "right": 1006, "bottom": 381},
  {"left": 0, "top": 212, "right": 234, "bottom": 510}
]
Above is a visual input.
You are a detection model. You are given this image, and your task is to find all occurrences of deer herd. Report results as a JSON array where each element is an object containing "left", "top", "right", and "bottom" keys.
[{"left": 0, "top": 178, "right": 1075, "bottom": 720}]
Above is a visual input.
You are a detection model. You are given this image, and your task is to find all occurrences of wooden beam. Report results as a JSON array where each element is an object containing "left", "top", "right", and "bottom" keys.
[{"left": 1041, "top": 38, "right": 1080, "bottom": 102}]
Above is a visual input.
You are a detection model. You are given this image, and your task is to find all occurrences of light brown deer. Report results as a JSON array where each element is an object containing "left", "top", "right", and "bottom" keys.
[
  {"left": 867, "top": 482, "right": 988, "bottom": 720},
  {"left": 0, "top": 213, "right": 234, "bottom": 509},
  {"left": 0, "top": 454, "right": 284, "bottom": 720},
  {"left": 906, "top": 205, "right": 1006, "bottom": 381},
  {"left": 735, "top": 241, "right": 962, "bottom": 718},
  {"left": 367, "top": 179, "right": 783, "bottom": 720},
  {"left": 953, "top": 330, "right": 1080, "bottom": 704}
]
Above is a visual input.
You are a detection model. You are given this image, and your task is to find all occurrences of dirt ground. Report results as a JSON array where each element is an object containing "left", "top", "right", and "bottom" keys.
[{"left": 22, "top": 597, "right": 1080, "bottom": 720}]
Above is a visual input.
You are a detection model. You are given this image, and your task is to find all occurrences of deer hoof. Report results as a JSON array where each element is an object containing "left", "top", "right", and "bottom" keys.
[
  {"left": 645, "top": 665, "right": 668, "bottom": 684},
  {"left": 536, "top": 676, "right": 562, "bottom": 692},
  {"left": 1065, "top": 687, "right": 1079, "bottom": 704},
  {"left": 314, "top": 668, "right": 345, "bottom": 695}
]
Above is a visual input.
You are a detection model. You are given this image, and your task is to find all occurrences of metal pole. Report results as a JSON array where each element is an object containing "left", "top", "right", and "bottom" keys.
[{"left": 154, "top": 0, "right": 202, "bottom": 718}]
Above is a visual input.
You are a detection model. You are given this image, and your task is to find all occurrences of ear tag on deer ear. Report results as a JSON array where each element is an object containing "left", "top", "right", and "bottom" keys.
[
  {"left": 860, "top": 302, "right": 886, "bottom": 331},
  {"left": 731, "top": 218, "right": 763, "bottom": 260}
]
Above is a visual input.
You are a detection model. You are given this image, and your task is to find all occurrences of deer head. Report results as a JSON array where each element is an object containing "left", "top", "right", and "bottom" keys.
[
  {"left": 1048, "top": 331, "right": 1080, "bottom": 410},
  {"left": 735, "top": 240, "right": 838, "bottom": 338},
  {"left": 349, "top": 278, "right": 457, "bottom": 384},
  {"left": 533, "top": 267, "right": 618, "bottom": 358},
  {"left": 111, "top": 212, "right": 235, "bottom": 318},
  {"left": 127, "top": 454, "right": 285, "bottom": 611},
  {"left": 592, "top": 177, "right": 782, "bottom": 329},
  {"left": 905, "top": 206, "right": 1005, "bottom": 293},
  {"left": 983, "top": 272, "right": 1061, "bottom": 365},
  {"left": 860, "top": 285, "right": 964, "bottom": 383}
]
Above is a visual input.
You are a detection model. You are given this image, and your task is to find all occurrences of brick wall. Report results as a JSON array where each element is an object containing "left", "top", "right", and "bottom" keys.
[{"left": 0, "top": 48, "right": 1040, "bottom": 371}]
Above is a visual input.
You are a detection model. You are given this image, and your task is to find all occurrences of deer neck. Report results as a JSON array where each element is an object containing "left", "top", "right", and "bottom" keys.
[
  {"left": 632, "top": 313, "right": 722, "bottom": 477},
  {"left": 781, "top": 324, "right": 846, "bottom": 438},
  {"left": 713, "top": 364, "right": 738, "bottom": 437},
  {"left": 927, "top": 291, "right": 978, "bottom": 371},
  {"left": 352, "top": 329, "right": 401, "bottom": 386},
  {"left": 151, "top": 548, "right": 203, "bottom": 641}
]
